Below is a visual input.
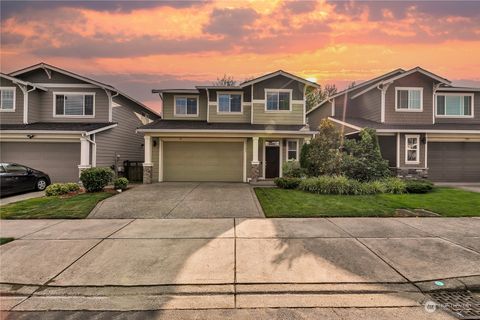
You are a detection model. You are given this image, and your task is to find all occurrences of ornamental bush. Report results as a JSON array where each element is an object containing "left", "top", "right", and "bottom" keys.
[
  {"left": 405, "top": 179, "right": 434, "bottom": 194},
  {"left": 45, "top": 183, "right": 80, "bottom": 196},
  {"left": 381, "top": 177, "right": 407, "bottom": 194},
  {"left": 282, "top": 161, "right": 304, "bottom": 178},
  {"left": 299, "top": 175, "right": 357, "bottom": 195},
  {"left": 80, "top": 167, "right": 114, "bottom": 192},
  {"left": 114, "top": 177, "right": 129, "bottom": 190},
  {"left": 274, "top": 177, "right": 302, "bottom": 189}
]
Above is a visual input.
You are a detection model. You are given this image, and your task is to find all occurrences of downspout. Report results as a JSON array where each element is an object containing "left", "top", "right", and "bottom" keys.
[
  {"left": 432, "top": 83, "right": 441, "bottom": 124},
  {"left": 17, "top": 84, "right": 37, "bottom": 124},
  {"left": 105, "top": 89, "right": 119, "bottom": 122},
  {"left": 377, "top": 82, "right": 391, "bottom": 123}
]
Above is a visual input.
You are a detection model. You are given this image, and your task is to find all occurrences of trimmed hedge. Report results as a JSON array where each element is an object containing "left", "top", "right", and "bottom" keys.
[
  {"left": 406, "top": 179, "right": 434, "bottom": 194},
  {"left": 80, "top": 167, "right": 114, "bottom": 192},
  {"left": 45, "top": 183, "right": 80, "bottom": 196},
  {"left": 275, "top": 175, "right": 408, "bottom": 195},
  {"left": 114, "top": 177, "right": 129, "bottom": 190}
]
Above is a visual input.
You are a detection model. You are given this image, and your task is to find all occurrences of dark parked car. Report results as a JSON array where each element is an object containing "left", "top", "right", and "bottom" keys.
[{"left": 0, "top": 163, "right": 51, "bottom": 197}]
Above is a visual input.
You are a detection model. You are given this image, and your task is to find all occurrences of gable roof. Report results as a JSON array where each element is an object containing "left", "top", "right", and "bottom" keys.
[
  {"left": 10, "top": 62, "right": 159, "bottom": 117},
  {"left": 239, "top": 70, "right": 321, "bottom": 88},
  {"left": 306, "top": 68, "right": 405, "bottom": 115},
  {"left": 0, "top": 73, "right": 48, "bottom": 91},
  {"left": 350, "top": 67, "right": 451, "bottom": 99}
]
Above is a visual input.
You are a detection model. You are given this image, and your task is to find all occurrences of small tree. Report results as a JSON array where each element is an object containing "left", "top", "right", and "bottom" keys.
[
  {"left": 341, "top": 128, "right": 390, "bottom": 182},
  {"left": 302, "top": 119, "right": 343, "bottom": 176},
  {"left": 213, "top": 74, "right": 236, "bottom": 86},
  {"left": 305, "top": 84, "right": 338, "bottom": 111}
]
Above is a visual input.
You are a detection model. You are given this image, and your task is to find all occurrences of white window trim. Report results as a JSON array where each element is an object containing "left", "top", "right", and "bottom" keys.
[
  {"left": 395, "top": 87, "right": 423, "bottom": 112},
  {"left": 174, "top": 95, "right": 199, "bottom": 117},
  {"left": 53, "top": 92, "right": 96, "bottom": 118},
  {"left": 216, "top": 91, "right": 243, "bottom": 114},
  {"left": 435, "top": 93, "right": 474, "bottom": 118},
  {"left": 405, "top": 134, "right": 420, "bottom": 165},
  {"left": 0, "top": 87, "right": 16, "bottom": 112},
  {"left": 265, "top": 88, "right": 292, "bottom": 113},
  {"left": 286, "top": 139, "right": 299, "bottom": 161}
]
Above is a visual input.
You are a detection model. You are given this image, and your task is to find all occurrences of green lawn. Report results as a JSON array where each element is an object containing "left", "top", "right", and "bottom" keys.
[
  {"left": 255, "top": 187, "right": 480, "bottom": 217},
  {"left": 0, "top": 192, "right": 113, "bottom": 219},
  {"left": 0, "top": 238, "right": 14, "bottom": 245}
]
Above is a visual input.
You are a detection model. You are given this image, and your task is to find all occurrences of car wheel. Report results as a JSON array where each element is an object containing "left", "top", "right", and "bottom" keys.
[{"left": 36, "top": 178, "right": 48, "bottom": 191}]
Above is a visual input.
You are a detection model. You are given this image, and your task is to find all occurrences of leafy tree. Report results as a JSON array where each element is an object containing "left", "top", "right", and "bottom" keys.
[
  {"left": 213, "top": 74, "right": 236, "bottom": 86},
  {"left": 301, "top": 119, "right": 343, "bottom": 176},
  {"left": 341, "top": 128, "right": 390, "bottom": 182},
  {"left": 305, "top": 84, "right": 338, "bottom": 111}
]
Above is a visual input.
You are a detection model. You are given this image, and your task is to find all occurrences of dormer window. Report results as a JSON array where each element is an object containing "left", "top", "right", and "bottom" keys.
[
  {"left": 395, "top": 87, "right": 423, "bottom": 111},
  {"left": 0, "top": 87, "right": 15, "bottom": 112},
  {"left": 174, "top": 96, "right": 198, "bottom": 117},
  {"left": 266, "top": 89, "right": 291, "bottom": 112},
  {"left": 54, "top": 92, "right": 94, "bottom": 117}
]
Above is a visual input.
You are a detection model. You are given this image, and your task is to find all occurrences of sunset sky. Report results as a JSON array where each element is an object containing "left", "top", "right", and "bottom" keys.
[{"left": 1, "top": 0, "right": 479, "bottom": 112}]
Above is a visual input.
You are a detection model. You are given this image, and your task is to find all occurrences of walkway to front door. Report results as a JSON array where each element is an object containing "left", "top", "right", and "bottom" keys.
[{"left": 88, "top": 182, "right": 264, "bottom": 219}]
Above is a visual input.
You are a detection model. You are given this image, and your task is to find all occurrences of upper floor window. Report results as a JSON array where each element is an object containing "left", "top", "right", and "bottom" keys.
[
  {"left": 286, "top": 140, "right": 299, "bottom": 161},
  {"left": 436, "top": 94, "right": 473, "bottom": 117},
  {"left": 405, "top": 135, "right": 420, "bottom": 164},
  {"left": 0, "top": 87, "right": 15, "bottom": 112},
  {"left": 174, "top": 96, "right": 198, "bottom": 117},
  {"left": 54, "top": 92, "right": 94, "bottom": 117},
  {"left": 395, "top": 87, "right": 423, "bottom": 111},
  {"left": 218, "top": 93, "right": 242, "bottom": 113},
  {"left": 266, "top": 90, "right": 291, "bottom": 111}
]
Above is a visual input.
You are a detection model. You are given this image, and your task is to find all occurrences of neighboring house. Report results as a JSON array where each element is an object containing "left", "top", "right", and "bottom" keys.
[
  {"left": 138, "top": 70, "right": 319, "bottom": 183},
  {"left": 307, "top": 67, "right": 480, "bottom": 182},
  {"left": 0, "top": 63, "right": 159, "bottom": 182}
]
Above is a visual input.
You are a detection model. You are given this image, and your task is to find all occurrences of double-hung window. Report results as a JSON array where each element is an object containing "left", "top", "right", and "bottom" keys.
[
  {"left": 287, "top": 140, "right": 299, "bottom": 161},
  {"left": 0, "top": 87, "right": 15, "bottom": 111},
  {"left": 266, "top": 90, "right": 291, "bottom": 111},
  {"left": 405, "top": 135, "right": 420, "bottom": 164},
  {"left": 175, "top": 96, "right": 198, "bottom": 116},
  {"left": 396, "top": 87, "right": 423, "bottom": 111},
  {"left": 54, "top": 93, "right": 94, "bottom": 117},
  {"left": 218, "top": 93, "right": 242, "bottom": 113},
  {"left": 436, "top": 94, "right": 473, "bottom": 117}
]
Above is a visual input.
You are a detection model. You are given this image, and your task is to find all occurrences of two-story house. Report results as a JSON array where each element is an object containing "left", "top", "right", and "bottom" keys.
[
  {"left": 138, "top": 70, "right": 319, "bottom": 183},
  {"left": 0, "top": 63, "right": 159, "bottom": 182},
  {"left": 307, "top": 67, "right": 480, "bottom": 182}
]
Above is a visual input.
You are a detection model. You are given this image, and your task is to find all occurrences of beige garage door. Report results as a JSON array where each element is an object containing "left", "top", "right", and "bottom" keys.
[
  {"left": 163, "top": 141, "right": 244, "bottom": 182},
  {"left": 0, "top": 142, "right": 80, "bottom": 182}
]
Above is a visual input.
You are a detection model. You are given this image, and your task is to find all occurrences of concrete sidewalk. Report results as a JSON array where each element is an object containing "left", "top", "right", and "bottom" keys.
[{"left": 0, "top": 217, "right": 479, "bottom": 313}]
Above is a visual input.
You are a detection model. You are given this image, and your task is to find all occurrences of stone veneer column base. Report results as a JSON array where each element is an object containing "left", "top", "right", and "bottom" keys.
[
  {"left": 395, "top": 168, "right": 428, "bottom": 180},
  {"left": 143, "top": 164, "right": 153, "bottom": 184},
  {"left": 250, "top": 162, "right": 260, "bottom": 183}
]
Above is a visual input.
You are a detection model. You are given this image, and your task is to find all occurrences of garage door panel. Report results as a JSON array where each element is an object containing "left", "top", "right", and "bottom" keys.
[
  {"left": 0, "top": 142, "right": 80, "bottom": 182},
  {"left": 428, "top": 142, "right": 480, "bottom": 182},
  {"left": 163, "top": 142, "right": 243, "bottom": 182}
]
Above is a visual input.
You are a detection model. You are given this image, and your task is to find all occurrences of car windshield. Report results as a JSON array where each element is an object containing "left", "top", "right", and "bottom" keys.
[{"left": 4, "top": 163, "right": 27, "bottom": 173}]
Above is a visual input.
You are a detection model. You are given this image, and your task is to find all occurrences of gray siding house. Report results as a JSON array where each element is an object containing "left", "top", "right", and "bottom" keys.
[
  {"left": 0, "top": 63, "right": 159, "bottom": 182},
  {"left": 307, "top": 67, "right": 480, "bottom": 182},
  {"left": 138, "top": 70, "right": 319, "bottom": 183}
]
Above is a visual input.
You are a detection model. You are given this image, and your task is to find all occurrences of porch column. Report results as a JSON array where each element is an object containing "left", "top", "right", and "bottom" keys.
[
  {"left": 143, "top": 135, "right": 153, "bottom": 184},
  {"left": 78, "top": 137, "right": 91, "bottom": 177},
  {"left": 250, "top": 137, "right": 260, "bottom": 183}
]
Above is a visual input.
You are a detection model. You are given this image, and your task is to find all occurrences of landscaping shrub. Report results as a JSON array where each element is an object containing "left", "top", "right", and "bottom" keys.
[
  {"left": 282, "top": 161, "right": 304, "bottom": 178},
  {"left": 299, "top": 175, "right": 358, "bottom": 195},
  {"left": 360, "top": 180, "right": 387, "bottom": 195},
  {"left": 65, "top": 183, "right": 80, "bottom": 193},
  {"left": 381, "top": 177, "right": 407, "bottom": 194},
  {"left": 114, "top": 177, "right": 129, "bottom": 190},
  {"left": 405, "top": 179, "right": 434, "bottom": 194},
  {"left": 80, "top": 167, "right": 114, "bottom": 192},
  {"left": 341, "top": 128, "right": 390, "bottom": 182},
  {"left": 274, "top": 177, "right": 302, "bottom": 189},
  {"left": 45, "top": 183, "right": 69, "bottom": 196}
]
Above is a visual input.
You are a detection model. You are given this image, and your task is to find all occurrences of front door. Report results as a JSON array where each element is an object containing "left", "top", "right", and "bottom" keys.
[{"left": 265, "top": 146, "right": 280, "bottom": 178}]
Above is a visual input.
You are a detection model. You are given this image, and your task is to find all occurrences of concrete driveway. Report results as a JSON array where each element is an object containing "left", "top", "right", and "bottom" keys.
[
  {"left": 1, "top": 217, "right": 478, "bottom": 314},
  {"left": 88, "top": 182, "right": 264, "bottom": 219}
]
